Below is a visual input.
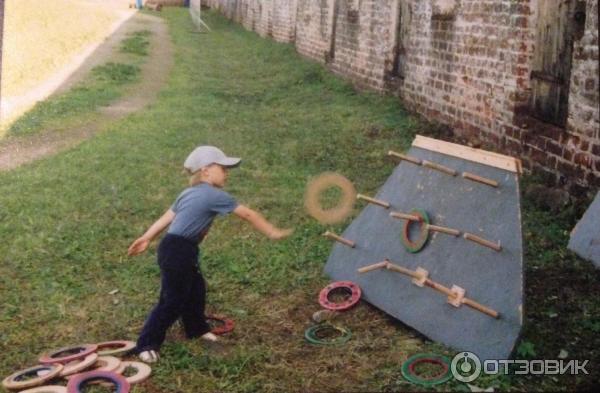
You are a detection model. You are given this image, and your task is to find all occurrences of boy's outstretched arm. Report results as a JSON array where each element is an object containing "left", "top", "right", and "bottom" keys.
[
  {"left": 128, "top": 209, "right": 176, "bottom": 256},
  {"left": 233, "top": 205, "right": 293, "bottom": 240}
]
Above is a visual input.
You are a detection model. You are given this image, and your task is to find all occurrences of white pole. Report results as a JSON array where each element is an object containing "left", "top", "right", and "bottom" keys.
[{"left": 190, "top": 0, "right": 211, "bottom": 32}]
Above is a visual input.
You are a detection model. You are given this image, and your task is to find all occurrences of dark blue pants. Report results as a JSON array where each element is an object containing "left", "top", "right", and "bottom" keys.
[{"left": 136, "top": 234, "right": 211, "bottom": 353}]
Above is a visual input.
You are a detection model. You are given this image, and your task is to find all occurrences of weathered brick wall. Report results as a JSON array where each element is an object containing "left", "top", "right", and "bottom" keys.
[
  {"left": 400, "top": 0, "right": 533, "bottom": 144},
  {"left": 295, "top": 0, "right": 333, "bottom": 63},
  {"left": 328, "top": 0, "right": 395, "bottom": 90},
  {"left": 564, "top": 0, "right": 599, "bottom": 189},
  {"left": 255, "top": 0, "right": 273, "bottom": 37},
  {"left": 204, "top": 0, "right": 600, "bottom": 192},
  {"left": 272, "top": 0, "right": 297, "bottom": 43}
]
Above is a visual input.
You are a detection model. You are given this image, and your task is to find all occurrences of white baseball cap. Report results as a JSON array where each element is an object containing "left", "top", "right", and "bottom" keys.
[{"left": 183, "top": 146, "right": 241, "bottom": 173}]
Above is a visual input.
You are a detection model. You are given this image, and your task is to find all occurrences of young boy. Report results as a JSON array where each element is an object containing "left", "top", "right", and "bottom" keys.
[{"left": 127, "top": 145, "right": 292, "bottom": 363}]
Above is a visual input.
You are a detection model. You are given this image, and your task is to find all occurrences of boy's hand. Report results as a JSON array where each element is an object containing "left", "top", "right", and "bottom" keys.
[
  {"left": 128, "top": 237, "right": 150, "bottom": 256},
  {"left": 269, "top": 228, "right": 294, "bottom": 240}
]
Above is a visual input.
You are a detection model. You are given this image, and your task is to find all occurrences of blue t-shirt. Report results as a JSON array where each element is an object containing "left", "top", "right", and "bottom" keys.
[{"left": 167, "top": 183, "right": 238, "bottom": 242}]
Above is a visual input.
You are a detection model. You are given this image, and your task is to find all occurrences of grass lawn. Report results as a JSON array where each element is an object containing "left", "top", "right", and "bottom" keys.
[{"left": 0, "top": 9, "right": 598, "bottom": 392}]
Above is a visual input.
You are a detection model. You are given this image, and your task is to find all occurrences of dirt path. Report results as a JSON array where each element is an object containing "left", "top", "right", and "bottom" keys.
[{"left": 0, "top": 12, "right": 173, "bottom": 172}]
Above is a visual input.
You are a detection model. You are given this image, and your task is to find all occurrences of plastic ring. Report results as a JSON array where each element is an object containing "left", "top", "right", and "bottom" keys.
[
  {"left": 65, "top": 356, "right": 121, "bottom": 382},
  {"left": 318, "top": 281, "right": 361, "bottom": 311},
  {"left": 304, "top": 324, "right": 352, "bottom": 345},
  {"left": 116, "top": 361, "right": 152, "bottom": 384},
  {"left": 206, "top": 315, "right": 235, "bottom": 335},
  {"left": 401, "top": 208, "right": 430, "bottom": 253},
  {"left": 39, "top": 344, "right": 98, "bottom": 365},
  {"left": 17, "top": 386, "right": 67, "bottom": 393},
  {"left": 66, "top": 371, "right": 130, "bottom": 393},
  {"left": 77, "top": 356, "right": 121, "bottom": 375},
  {"left": 59, "top": 353, "right": 98, "bottom": 377},
  {"left": 2, "top": 364, "right": 63, "bottom": 390},
  {"left": 96, "top": 340, "right": 136, "bottom": 357},
  {"left": 304, "top": 172, "right": 356, "bottom": 224},
  {"left": 401, "top": 353, "right": 452, "bottom": 386}
]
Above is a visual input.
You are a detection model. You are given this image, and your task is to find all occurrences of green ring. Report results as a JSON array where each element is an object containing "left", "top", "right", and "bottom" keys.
[
  {"left": 304, "top": 324, "right": 352, "bottom": 345},
  {"left": 401, "top": 208, "right": 430, "bottom": 253},
  {"left": 401, "top": 353, "right": 452, "bottom": 386}
]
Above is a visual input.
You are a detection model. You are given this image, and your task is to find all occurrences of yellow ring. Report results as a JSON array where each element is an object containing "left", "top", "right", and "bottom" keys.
[{"left": 304, "top": 172, "right": 356, "bottom": 224}]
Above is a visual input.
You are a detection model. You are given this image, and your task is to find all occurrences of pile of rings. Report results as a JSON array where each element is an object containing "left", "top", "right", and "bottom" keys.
[
  {"left": 2, "top": 314, "right": 235, "bottom": 392},
  {"left": 304, "top": 281, "right": 361, "bottom": 346},
  {"left": 1, "top": 341, "right": 146, "bottom": 393}
]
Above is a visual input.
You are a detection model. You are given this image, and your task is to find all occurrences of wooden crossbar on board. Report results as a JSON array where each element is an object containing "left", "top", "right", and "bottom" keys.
[{"left": 412, "top": 135, "right": 522, "bottom": 174}]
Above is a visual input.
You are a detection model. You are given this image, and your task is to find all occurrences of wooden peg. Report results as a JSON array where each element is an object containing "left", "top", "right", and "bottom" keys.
[
  {"left": 426, "top": 224, "right": 460, "bottom": 236},
  {"left": 322, "top": 231, "right": 356, "bottom": 248},
  {"left": 356, "top": 194, "right": 390, "bottom": 208},
  {"left": 389, "top": 212, "right": 421, "bottom": 221},
  {"left": 387, "top": 150, "right": 422, "bottom": 165},
  {"left": 462, "top": 172, "right": 499, "bottom": 188},
  {"left": 411, "top": 267, "right": 429, "bottom": 287},
  {"left": 447, "top": 285, "right": 466, "bottom": 307},
  {"left": 422, "top": 160, "right": 458, "bottom": 176},
  {"left": 424, "top": 279, "right": 454, "bottom": 297},
  {"left": 357, "top": 260, "right": 389, "bottom": 273},
  {"left": 463, "top": 298, "right": 500, "bottom": 319},
  {"left": 463, "top": 233, "right": 502, "bottom": 251},
  {"left": 386, "top": 262, "right": 420, "bottom": 280}
]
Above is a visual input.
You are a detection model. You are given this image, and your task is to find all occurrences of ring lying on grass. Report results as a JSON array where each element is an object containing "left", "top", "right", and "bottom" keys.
[
  {"left": 59, "top": 353, "right": 98, "bottom": 377},
  {"left": 2, "top": 364, "right": 64, "bottom": 390},
  {"left": 39, "top": 344, "right": 98, "bottom": 365},
  {"left": 96, "top": 340, "right": 136, "bottom": 357},
  {"left": 18, "top": 386, "right": 67, "bottom": 393},
  {"left": 115, "top": 361, "right": 152, "bottom": 385},
  {"left": 66, "top": 356, "right": 121, "bottom": 381},
  {"left": 207, "top": 315, "right": 235, "bottom": 335},
  {"left": 319, "top": 281, "right": 361, "bottom": 311},
  {"left": 304, "top": 324, "right": 352, "bottom": 345},
  {"left": 66, "top": 370, "right": 130, "bottom": 393},
  {"left": 401, "top": 353, "right": 452, "bottom": 386}
]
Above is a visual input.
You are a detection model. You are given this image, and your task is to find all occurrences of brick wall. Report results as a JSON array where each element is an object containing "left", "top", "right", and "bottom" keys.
[
  {"left": 272, "top": 0, "right": 297, "bottom": 43},
  {"left": 564, "top": 0, "right": 599, "bottom": 190},
  {"left": 328, "top": 0, "right": 395, "bottom": 90},
  {"left": 205, "top": 0, "right": 600, "bottom": 193},
  {"left": 295, "top": 0, "right": 332, "bottom": 63}
]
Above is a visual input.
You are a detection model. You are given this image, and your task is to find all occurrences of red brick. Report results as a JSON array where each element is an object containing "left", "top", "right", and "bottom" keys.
[
  {"left": 574, "top": 153, "right": 593, "bottom": 168},
  {"left": 546, "top": 140, "right": 563, "bottom": 156},
  {"left": 563, "top": 149, "right": 574, "bottom": 161}
]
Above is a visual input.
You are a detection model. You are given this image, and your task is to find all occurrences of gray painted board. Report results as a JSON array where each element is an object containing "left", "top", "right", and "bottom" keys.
[
  {"left": 568, "top": 192, "right": 600, "bottom": 268},
  {"left": 324, "top": 146, "right": 524, "bottom": 361}
]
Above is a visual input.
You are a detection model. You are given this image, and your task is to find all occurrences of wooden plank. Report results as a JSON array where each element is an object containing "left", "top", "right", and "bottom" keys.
[{"left": 412, "top": 135, "right": 522, "bottom": 174}]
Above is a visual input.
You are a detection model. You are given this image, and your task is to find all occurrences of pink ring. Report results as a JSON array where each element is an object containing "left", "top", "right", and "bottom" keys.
[
  {"left": 318, "top": 281, "right": 361, "bottom": 311},
  {"left": 39, "top": 344, "right": 98, "bottom": 365},
  {"left": 207, "top": 315, "right": 235, "bottom": 335}
]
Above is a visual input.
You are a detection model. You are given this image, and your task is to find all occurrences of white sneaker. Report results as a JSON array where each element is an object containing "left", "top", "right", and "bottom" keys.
[
  {"left": 138, "top": 350, "right": 159, "bottom": 363},
  {"left": 201, "top": 332, "right": 219, "bottom": 342}
]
